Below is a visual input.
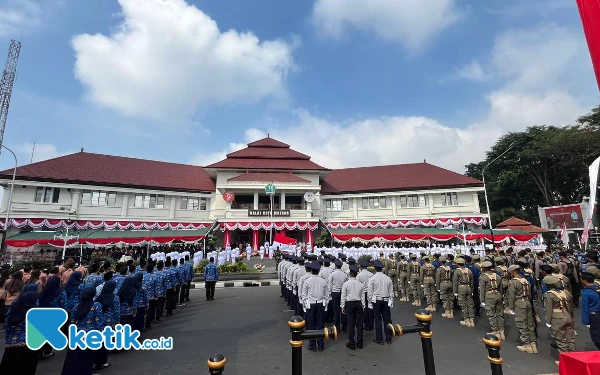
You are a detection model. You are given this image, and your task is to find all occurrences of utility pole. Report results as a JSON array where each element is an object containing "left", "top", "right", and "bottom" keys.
[{"left": 0, "top": 40, "right": 22, "bottom": 155}]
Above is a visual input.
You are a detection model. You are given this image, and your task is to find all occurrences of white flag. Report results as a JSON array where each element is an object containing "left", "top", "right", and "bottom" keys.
[
  {"left": 589, "top": 156, "right": 600, "bottom": 220},
  {"left": 560, "top": 222, "right": 569, "bottom": 244}
]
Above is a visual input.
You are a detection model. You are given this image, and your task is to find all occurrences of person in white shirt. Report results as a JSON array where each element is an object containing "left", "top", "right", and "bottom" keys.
[
  {"left": 368, "top": 259, "right": 394, "bottom": 344},
  {"left": 246, "top": 243, "right": 252, "bottom": 261},
  {"left": 259, "top": 246, "right": 265, "bottom": 261},
  {"left": 341, "top": 264, "right": 366, "bottom": 350},
  {"left": 302, "top": 261, "right": 328, "bottom": 351},
  {"left": 357, "top": 259, "right": 374, "bottom": 331},
  {"left": 327, "top": 259, "right": 349, "bottom": 332}
]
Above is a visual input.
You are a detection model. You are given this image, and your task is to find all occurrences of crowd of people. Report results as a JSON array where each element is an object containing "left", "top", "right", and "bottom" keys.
[
  {"left": 0, "top": 252, "right": 195, "bottom": 375},
  {"left": 278, "top": 244, "right": 600, "bottom": 367}
]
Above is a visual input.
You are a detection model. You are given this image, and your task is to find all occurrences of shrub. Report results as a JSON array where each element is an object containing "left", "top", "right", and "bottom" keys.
[{"left": 194, "top": 260, "right": 210, "bottom": 273}]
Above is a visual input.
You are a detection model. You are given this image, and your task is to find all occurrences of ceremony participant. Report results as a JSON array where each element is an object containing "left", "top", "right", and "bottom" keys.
[
  {"left": 319, "top": 257, "right": 334, "bottom": 322},
  {"left": 118, "top": 277, "right": 137, "bottom": 328},
  {"left": 397, "top": 255, "right": 409, "bottom": 302},
  {"left": 172, "top": 259, "right": 183, "bottom": 309},
  {"left": 164, "top": 258, "right": 176, "bottom": 316},
  {"left": 368, "top": 260, "right": 394, "bottom": 345},
  {"left": 480, "top": 261, "right": 505, "bottom": 339},
  {"left": 508, "top": 264, "right": 537, "bottom": 354},
  {"left": 61, "top": 287, "right": 104, "bottom": 375},
  {"left": 453, "top": 257, "right": 475, "bottom": 327},
  {"left": 113, "top": 267, "right": 128, "bottom": 294},
  {"left": 357, "top": 259, "right": 373, "bottom": 330},
  {"left": 204, "top": 257, "right": 219, "bottom": 301},
  {"left": 154, "top": 261, "right": 168, "bottom": 322},
  {"left": 436, "top": 256, "right": 454, "bottom": 319},
  {"left": 420, "top": 256, "right": 437, "bottom": 312},
  {"left": 494, "top": 257, "right": 510, "bottom": 314},
  {"left": 184, "top": 255, "right": 194, "bottom": 302},
  {"left": 408, "top": 254, "right": 422, "bottom": 306},
  {"left": 384, "top": 253, "right": 398, "bottom": 297},
  {"left": 292, "top": 257, "right": 307, "bottom": 315},
  {"left": 550, "top": 264, "right": 571, "bottom": 293},
  {"left": 246, "top": 243, "right": 252, "bottom": 261},
  {"left": 64, "top": 271, "right": 84, "bottom": 316},
  {"left": 0, "top": 271, "right": 24, "bottom": 324},
  {"left": 132, "top": 273, "right": 148, "bottom": 333},
  {"left": 38, "top": 275, "right": 66, "bottom": 358},
  {"left": 327, "top": 259, "right": 348, "bottom": 333},
  {"left": 144, "top": 263, "right": 159, "bottom": 331},
  {"left": 93, "top": 280, "right": 119, "bottom": 371},
  {"left": 0, "top": 291, "right": 39, "bottom": 375},
  {"left": 302, "top": 262, "right": 327, "bottom": 352},
  {"left": 580, "top": 272, "right": 600, "bottom": 349},
  {"left": 297, "top": 260, "right": 313, "bottom": 318},
  {"left": 341, "top": 264, "right": 365, "bottom": 350},
  {"left": 543, "top": 275, "right": 575, "bottom": 366},
  {"left": 178, "top": 258, "right": 188, "bottom": 306},
  {"left": 259, "top": 245, "right": 265, "bottom": 260}
]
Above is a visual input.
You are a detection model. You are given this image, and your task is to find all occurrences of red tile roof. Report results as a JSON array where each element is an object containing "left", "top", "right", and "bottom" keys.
[
  {"left": 321, "top": 163, "right": 483, "bottom": 194},
  {"left": 228, "top": 172, "right": 311, "bottom": 183},
  {"left": 496, "top": 217, "right": 547, "bottom": 233},
  {"left": 206, "top": 136, "right": 328, "bottom": 171},
  {"left": 0, "top": 152, "right": 215, "bottom": 192}
]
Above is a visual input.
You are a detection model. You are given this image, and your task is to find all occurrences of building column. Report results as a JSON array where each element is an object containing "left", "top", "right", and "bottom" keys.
[
  {"left": 224, "top": 229, "right": 232, "bottom": 247},
  {"left": 427, "top": 194, "right": 434, "bottom": 216},
  {"left": 353, "top": 198, "right": 358, "bottom": 219},
  {"left": 472, "top": 192, "right": 480, "bottom": 212},
  {"left": 253, "top": 191, "right": 259, "bottom": 210},
  {"left": 391, "top": 196, "right": 397, "bottom": 217},
  {"left": 0, "top": 187, "right": 8, "bottom": 213},
  {"left": 305, "top": 229, "right": 313, "bottom": 247},
  {"left": 121, "top": 194, "right": 129, "bottom": 217},
  {"left": 280, "top": 191, "right": 286, "bottom": 210},
  {"left": 169, "top": 197, "right": 176, "bottom": 219},
  {"left": 252, "top": 229, "right": 259, "bottom": 251},
  {"left": 71, "top": 190, "right": 81, "bottom": 214}
]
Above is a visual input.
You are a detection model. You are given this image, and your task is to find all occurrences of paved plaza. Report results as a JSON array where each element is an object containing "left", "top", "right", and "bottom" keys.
[{"left": 2, "top": 286, "right": 593, "bottom": 375}]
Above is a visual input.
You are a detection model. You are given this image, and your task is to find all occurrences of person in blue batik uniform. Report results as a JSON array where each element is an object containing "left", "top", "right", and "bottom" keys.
[
  {"left": 155, "top": 261, "right": 168, "bottom": 322},
  {"left": 132, "top": 273, "right": 148, "bottom": 333},
  {"left": 61, "top": 287, "right": 105, "bottom": 375},
  {"left": 64, "top": 271, "right": 84, "bottom": 314},
  {"left": 164, "top": 257, "right": 176, "bottom": 317},
  {"left": 118, "top": 277, "right": 137, "bottom": 329},
  {"left": 581, "top": 272, "right": 600, "bottom": 349},
  {"left": 204, "top": 257, "right": 219, "bottom": 301},
  {"left": 144, "top": 263, "right": 159, "bottom": 331},
  {"left": 185, "top": 255, "right": 194, "bottom": 302},
  {"left": 0, "top": 291, "right": 39, "bottom": 375},
  {"left": 38, "top": 275, "right": 68, "bottom": 359},
  {"left": 113, "top": 266, "right": 128, "bottom": 295},
  {"left": 82, "top": 263, "right": 103, "bottom": 289},
  {"left": 93, "top": 280, "right": 119, "bottom": 371},
  {"left": 178, "top": 258, "right": 189, "bottom": 306},
  {"left": 173, "top": 259, "right": 184, "bottom": 310}
]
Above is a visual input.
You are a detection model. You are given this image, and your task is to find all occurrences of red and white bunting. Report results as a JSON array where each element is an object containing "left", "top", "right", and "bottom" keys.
[
  {"left": 1, "top": 218, "right": 210, "bottom": 230},
  {"left": 220, "top": 222, "right": 319, "bottom": 231},
  {"left": 325, "top": 217, "right": 487, "bottom": 229}
]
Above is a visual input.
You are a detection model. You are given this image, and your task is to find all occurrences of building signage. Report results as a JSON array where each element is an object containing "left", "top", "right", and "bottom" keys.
[
  {"left": 265, "top": 183, "right": 276, "bottom": 195},
  {"left": 539, "top": 204, "right": 585, "bottom": 230},
  {"left": 248, "top": 209, "right": 290, "bottom": 217}
]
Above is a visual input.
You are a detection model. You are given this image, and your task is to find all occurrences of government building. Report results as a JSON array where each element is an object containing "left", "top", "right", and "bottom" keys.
[{"left": 0, "top": 136, "right": 514, "bottom": 254}]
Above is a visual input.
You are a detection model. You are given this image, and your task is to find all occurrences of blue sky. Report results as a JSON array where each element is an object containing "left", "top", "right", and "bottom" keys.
[{"left": 0, "top": 0, "right": 597, "bottom": 174}]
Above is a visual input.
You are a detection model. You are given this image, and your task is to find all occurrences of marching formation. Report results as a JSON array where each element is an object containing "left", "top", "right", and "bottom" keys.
[
  {"left": 278, "top": 245, "right": 599, "bottom": 367},
  {"left": 0, "top": 252, "right": 195, "bottom": 375}
]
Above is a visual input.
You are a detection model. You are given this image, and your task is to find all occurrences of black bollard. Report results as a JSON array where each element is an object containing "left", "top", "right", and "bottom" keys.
[
  {"left": 415, "top": 309, "right": 436, "bottom": 375},
  {"left": 207, "top": 353, "right": 226, "bottom": 375},
  {"left": 288, "top": 315, "right": 338, "bottom": 375},
  {"left": 482, "top": 333, "right": 504, "bottom": 375}
]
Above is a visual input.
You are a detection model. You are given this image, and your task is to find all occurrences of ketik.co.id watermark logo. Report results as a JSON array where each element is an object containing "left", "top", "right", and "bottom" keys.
[{"left": 26, "top": 308, "right": 173, "bottom": 350}]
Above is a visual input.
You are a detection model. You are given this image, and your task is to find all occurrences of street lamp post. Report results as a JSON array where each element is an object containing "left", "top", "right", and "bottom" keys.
[
  {"left": 2, "top": 145, "right": 17, "bottom": 233},
  {"left": 482, "top": 142, "right": 515, "bottom": 251},
  {"left": 54, "top": 220, "right": 79, "bottom": 261}
]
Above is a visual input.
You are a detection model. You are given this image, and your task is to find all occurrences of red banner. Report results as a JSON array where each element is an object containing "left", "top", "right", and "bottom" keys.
[
  {"left": 577, "top": 0, "right": 600, "bottom": 90},
  {"left": 542, "top": 204, "right": 584, "bottom": 230}
]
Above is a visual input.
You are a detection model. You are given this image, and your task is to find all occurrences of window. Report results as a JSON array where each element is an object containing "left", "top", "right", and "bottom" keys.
[
  {"left": 34, "top": 187, "right": 60, "bottom": 203},
  {"left": 325, "top": 198, "right": 349, "bottom": 211},
  {"left": 399, "top": 194, "right": 427, "bottom": 208},
  {"left": 81, "top": 190, "right": 117, "bottom": 206},
  {"left": 134, "top": 194, "right": 165, "bottom": 208},
  {"left": 441, "top": 192, "right": 459, "bottom": 206},
  {"left": 362, "top": 196, "right": 387, "bottom": 209},
  {"left": 180, "top": 196, "right": 207, "bottom": 210}
]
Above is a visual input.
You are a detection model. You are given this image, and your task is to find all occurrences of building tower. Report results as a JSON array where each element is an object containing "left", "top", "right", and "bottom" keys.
[{"left": 0, "top": 40, "right": 22, "bottom": 155}]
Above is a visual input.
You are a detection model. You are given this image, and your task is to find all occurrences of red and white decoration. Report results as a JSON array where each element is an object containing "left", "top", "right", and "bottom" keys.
[
  {"left": 332, "top": 232, "right": 536, "bottom": 243},
  {"left": 272, "top": 233, "right": 297, "bottom": 249},
  {"left": 222, "top": 191, "right": 236, "bottom": 203},
  {"left": 326, "top": 217, "right": 487, "bottom": 229},
  {"left": 6, "top": 233, "right": 207, "bottom": 248},
  {"left": 220, "top": 221, "right": 319, "bottom": 231},
  {"left": 1, "top": 218, "right": 211, "bottom": 230}
]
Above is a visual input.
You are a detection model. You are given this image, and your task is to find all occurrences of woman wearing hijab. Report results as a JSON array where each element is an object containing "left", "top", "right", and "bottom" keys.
[
  {"left": 118, "top": 277, "right": 137, "bottom": 328},
  {"left": 21, "top": 284, "right": 38, "bottom": 294},
  {"left": 92, "top": 280, "right": 119, "bottom": 371},
  {"left": 0, "top": 291, "right": 39, "bottom": 374},
  {"left": 64, "top": 271, "right": 83, "bottom": 314},
  {"left": 132, "top": 273, "right": 148, "bottom": 333},
  {"left": 38, "top": 275, "right": 67, "bottom": 359},
  {"left": 0, "top": 271, "right": 24, "bottom": 328},
  {"left": 26, "top": 269, "right": 43, "bottom": 293},
  {"left": 60, "top": 287, "right": 104, "bottom": 375}
]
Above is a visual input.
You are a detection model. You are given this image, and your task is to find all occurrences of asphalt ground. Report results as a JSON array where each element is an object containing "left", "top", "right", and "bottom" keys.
[{"left": 1, "top": 286, "right": 593, "bottom": 375}]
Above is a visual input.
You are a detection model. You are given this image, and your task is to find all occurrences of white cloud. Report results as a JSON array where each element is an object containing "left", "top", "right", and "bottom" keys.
[
  {"left": 312, "top": 0, "right": 462, "bottom": 50},
  {"left": 445, "top": 60, "right": 490, "bottom": 82},
  {"left": 205, "top": 23, "right": 596, "bottom": 173},
  {"left": 72, "top": 0, "right": 295, "bottom": 121},
  {"left": 0, "top": 0, "right": 42, "bottom": 37},
  {"left": 11, "top": 143, "right": 72, "bottom": 164},
  {"left": 189, "top": 142, "right": 246, "bottom": 167}
]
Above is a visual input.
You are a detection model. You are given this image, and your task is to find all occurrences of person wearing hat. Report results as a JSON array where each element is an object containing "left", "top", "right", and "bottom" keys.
[
  {"left": 297, "top": 260, "right": 313, "bottom": 318},
  {"left": 408, "top": 254, "right": 422, "bottom": 307},
  {"left": 327, "top": 259, "right": 349, "bottom": 333},
  {"left": 341, "top": 264, "right": 365, "bottom": 350},
  {"left": 549, "top": 264, "right": 571, "bottom": 293},
  {"left": 286, "top": 257, "right": 299, "bottom": 308},
  {"left": 580, "top": 272, "right": 600, "bottom": 349},
  {"left": 558, "top": 252, "right": 579, "bottom": 306},
  {"left": 397, "top": 255, "right": 409, "bottom": 302},
  {"left": 507, "top": 264, "right": 538, "bottom": 354},
  {"left": 480, "top": 261, "right": 505, "bottom": 339},
  {"left": 319, "top": 257, "right": 334, "bottom": 322},
  {"left": 420, "top": 256, "right": 437, "bottom": 312},
  {"left": 494, "top": 257, "right": 510, "bottom": 315},
  {"left": 302, "top": 262, "right": 328, "bottom": 352},
  {"left": 384, "top": 254, "right": 398, "bottom": 298},
  {"left": 467, "top": 255, "right": 482, "bottom": 317},
  {"left": 453, "top": 257, "right": 475, "bottom": 327},
  {"left": 543, "top": 275, "right": 575, "bottom": 365},
  {"left": 340, "top": 254, "right": 349, "bottom": 274},
  {"left": 356, "top": 259, "right": 374, "bottom": 331},
  {"left": 367, "top": 259, "right": 394, "bottom": 345},
  {"left": 436, "top": 256, "right": 454, "bottom": 319}
]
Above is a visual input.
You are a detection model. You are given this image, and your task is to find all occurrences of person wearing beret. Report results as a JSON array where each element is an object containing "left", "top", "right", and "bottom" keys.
[
  {"left": 479, "top": 261, "right": 505, "bottom": 339},
  {"left": 302, "top": 262, "right": 328, "bottom": 352},
  {"left": 367, "top": 260, "right": 394, "bottom": 344},
  {"left": 453, "top": 257, "right": 475, "bottom": 327},
  {"left": 543, "top": 275, "right": 575, "bottom": 366},
  {"left": 507, "top": 264, "right": 537, "bottom": 354},
  {"left": 341, "top": 265, "right": 365, "bottom": 350},
  {"left": 408, "top": 254, "right": 422, "bottom": 307}
]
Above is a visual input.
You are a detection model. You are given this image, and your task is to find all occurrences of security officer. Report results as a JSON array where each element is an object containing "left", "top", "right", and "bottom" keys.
[
  {"left": 327, "top": 259, "right": 348, "bottom": 333},
  {"left": 453, "top": 257, "right": 475, "bottom": 327},
  {"left": 543, "top": 275, "right": 575, "bottom": 366},
  {"left": 420, "top": 256, "right": 437, "bottom": 311},
  {"left": 469, "top": 255, "right": 482, "bottom": 317},
  {"left": 508, "top": 264, "right": 537, "bottom": 354},
  {"left": 436, "top": 255, "right": 454, "bottom": 319},
  {"left": 357, "top": 259, "right": 373, "bottom": 331},
  {"left": 384, "top": 253, "right": 398, "bottom": 297},
  {"left": 341, "top": 264, "right": 365, "bottom": 350},
  {"left": 397, "top": 255, "right": 409, "bottom": 302},
  {"left": 480, "top": 261, "right": 505, "bottom": 339},
  {"left": 319, "top": 257, "right": 334, "bottom": 322},
  {"left": 367, "top": 259, "right": 394, "bottom": 345},
  {"left": 494, "top": 257, "right": 510, "bottom": 315},
  {"left": 550, "top": 264, "right": 571, "bottom": 293},
  {"left": 302, "top": 261, "right": 328, "bottom": 352},
  {"left": 409, "top": 254, "right": 422, "bottom": 307},
  {"left": 297, "top": 260, "right": 313, "bottom": 318}
]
